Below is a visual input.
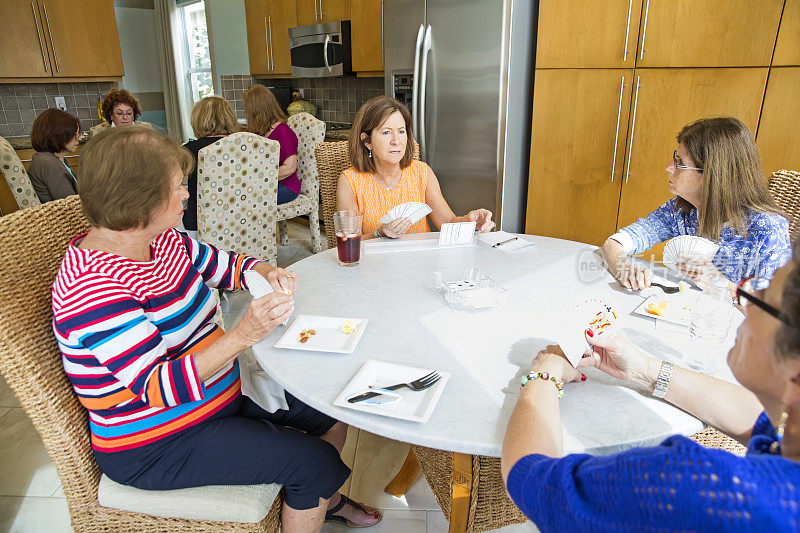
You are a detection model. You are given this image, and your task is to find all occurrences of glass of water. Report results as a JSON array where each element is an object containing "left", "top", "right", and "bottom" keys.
[{"left": 683, "top": 278, "right": 733, "bottom": 374}]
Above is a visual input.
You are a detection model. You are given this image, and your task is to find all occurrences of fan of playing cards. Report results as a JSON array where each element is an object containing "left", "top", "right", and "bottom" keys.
[
  {"left": 662, "top": 235, "right": 719, "bottom": 272},
  {"left": 378, "top": 202, "right": 432, "bottom": 225},
  {"left": 556, "top": 298, "right": 619, "bottom": 367}
]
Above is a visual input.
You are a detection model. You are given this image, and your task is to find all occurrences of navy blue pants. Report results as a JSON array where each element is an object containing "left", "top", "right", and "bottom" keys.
[
  {"left": 94, "top": 393, "right": 349, "bottom": 510},
  {"left": 278, "top": 182, "right": 299, "bottom": 204}
]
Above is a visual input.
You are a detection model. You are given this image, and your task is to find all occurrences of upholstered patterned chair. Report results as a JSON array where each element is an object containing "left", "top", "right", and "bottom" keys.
[
  {"left": 278, "top": 113, "right": 325, "bottom": 253},
  {"left": 0, "top": 196, "right": 282, "bottom": 532},
  {"left": 197, "top": 132, "right": 280, "bottom": 265},
  {"left": 0, "top": 136, "right": 40, "bottom": 211}
]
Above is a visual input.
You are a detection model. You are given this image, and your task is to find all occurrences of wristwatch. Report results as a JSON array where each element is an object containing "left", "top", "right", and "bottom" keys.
[{"left": 652, "top": 361, "right": 674, "bottom": 399}]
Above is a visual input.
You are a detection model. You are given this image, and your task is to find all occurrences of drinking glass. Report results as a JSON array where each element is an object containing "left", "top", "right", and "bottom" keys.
[
  {"left": 683, "top": 282, "right": 733, "bottom": 375},
  {"left": 334, "top": 210, "right": 362, "bottom": 267}
]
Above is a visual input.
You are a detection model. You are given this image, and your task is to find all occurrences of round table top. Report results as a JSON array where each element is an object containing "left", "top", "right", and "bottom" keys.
[{"left": 250, "top": 234, "right": 739, "bottom": 457}]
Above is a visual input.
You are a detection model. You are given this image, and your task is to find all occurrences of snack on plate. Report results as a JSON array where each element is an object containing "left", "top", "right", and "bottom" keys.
[
  {"left": 341, "top": 320, "right": 356, "bottom": 335},
  {"left": 297, "top": 329, "right": 316, "bottom": 343},
  {"left": 647, "top": 301, "right": 669, "bottom": 317}
]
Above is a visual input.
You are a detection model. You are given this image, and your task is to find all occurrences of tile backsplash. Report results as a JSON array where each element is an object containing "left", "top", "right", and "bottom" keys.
[
  {"left": 0, "top": 82, "right": 117, "bottom": 138},
  {"left": 221, "top": 74, "right": 384, "bottom": 125}
]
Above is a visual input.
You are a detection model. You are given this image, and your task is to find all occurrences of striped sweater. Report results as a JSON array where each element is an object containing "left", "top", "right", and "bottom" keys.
[{"left": 52, "top": 228, "right": 260, "bottom": 452}]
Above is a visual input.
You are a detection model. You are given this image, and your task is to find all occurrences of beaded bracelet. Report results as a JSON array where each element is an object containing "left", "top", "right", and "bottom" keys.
[{"left": 520, "top": 371, "right": 565, "bottom": 398}]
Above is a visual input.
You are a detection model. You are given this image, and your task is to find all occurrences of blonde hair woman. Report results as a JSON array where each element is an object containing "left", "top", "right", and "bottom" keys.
[
  {"left": 243, "top": 85, "right": 300, "bottom": 205},
  {"left": 603, "top": 117, "right": 791, "bottom": 292},
  {"left": 337, "top": 96, "right": 494, "bottom": 239},
  {"left": 182, "top": 96, "right": 240, "bottom": 235}
]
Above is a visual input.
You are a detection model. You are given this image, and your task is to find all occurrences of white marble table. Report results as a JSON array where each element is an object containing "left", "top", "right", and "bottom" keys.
[{"left": 250, "top": 234, "right": 740, "bottom": 457}]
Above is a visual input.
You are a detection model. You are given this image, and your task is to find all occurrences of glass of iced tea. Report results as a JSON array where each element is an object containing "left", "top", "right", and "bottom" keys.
[{"left": 334, "top": 210, "right": 362, "bottom": 266}]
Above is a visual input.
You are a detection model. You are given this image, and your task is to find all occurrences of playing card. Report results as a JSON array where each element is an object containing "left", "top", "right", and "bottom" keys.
[
  {"left": 378, "top": 202, "right": 432, "bottom": 225},
  {"left": 556, "top": 297, "right": 618, "bottom": 367},
  {"left": 243, "top": 270, "right": 293, "bottom": 325}
]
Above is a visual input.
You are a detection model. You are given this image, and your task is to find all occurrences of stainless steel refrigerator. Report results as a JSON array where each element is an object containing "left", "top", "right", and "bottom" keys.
[{"left": 383, "top": 0, "right": 535, "bottom": 231}]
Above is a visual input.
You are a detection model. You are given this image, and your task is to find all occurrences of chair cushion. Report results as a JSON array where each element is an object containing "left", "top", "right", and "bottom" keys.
[
  {"left": 97, "top": 474, "right": 282, "bottom": 523},
  {"left": 277, "top": 193, "right": 315, "bottom": 221}
]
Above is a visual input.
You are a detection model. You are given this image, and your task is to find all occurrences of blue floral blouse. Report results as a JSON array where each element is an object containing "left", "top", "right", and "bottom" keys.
[{"left": 613, "top": 197, "right": 791, "bottom": 289}]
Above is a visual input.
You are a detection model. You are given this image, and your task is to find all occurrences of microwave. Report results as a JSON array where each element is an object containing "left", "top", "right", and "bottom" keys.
[{"left": 289, "top": 21, "right": 352, "bottom": 77}]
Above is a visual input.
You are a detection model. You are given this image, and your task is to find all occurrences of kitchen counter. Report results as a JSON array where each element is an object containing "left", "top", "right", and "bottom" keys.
[{"left": 5, "top": 136, "right": 34, "bottom": 150}]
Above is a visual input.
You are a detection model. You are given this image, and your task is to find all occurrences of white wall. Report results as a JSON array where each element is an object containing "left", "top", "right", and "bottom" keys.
[
  {"left": 207, "top": 0, "right": 250, "bottom": 77},
  {"left": 114, "top": 6, "right": 163, "bottom": 94}
]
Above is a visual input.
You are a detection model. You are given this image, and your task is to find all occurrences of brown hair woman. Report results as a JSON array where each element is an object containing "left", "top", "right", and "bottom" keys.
[
  {"left": 242, "top": 84, "right": 301, "bottom": 205},
  {"left": 89, "top": 89, "right": 152, "bottom": 137},
  {"left": 337, "top": 96, "right": 495, "bottom": 239},
  {"left": 28, "top": 108, "right": 81, "bottom": 203},
  {"left": 602, "top": 117, "right": 791, "bottom": 293}
]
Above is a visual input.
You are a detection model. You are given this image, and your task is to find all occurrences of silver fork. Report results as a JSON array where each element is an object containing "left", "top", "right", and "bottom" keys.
[{"left": 347, "top": 371, "right": 442, "bottom": 403}]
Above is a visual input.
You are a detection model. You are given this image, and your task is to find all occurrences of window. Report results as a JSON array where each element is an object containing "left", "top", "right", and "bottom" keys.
[{"left": 177, "top": 0, "right": 213, "bottom": 105}]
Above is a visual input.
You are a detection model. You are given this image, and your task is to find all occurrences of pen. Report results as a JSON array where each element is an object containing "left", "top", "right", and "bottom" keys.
[{"left": 493, "top": 237, "right": 518, "bottom": 248}]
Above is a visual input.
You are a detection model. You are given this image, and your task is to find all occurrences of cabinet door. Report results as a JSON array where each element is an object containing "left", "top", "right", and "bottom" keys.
[
  {"left": 617, "top": 68, "right": 768, "bottom": 235},
  {"left": 757, "top": 68, "right": 800, "bottom": 176},
  {"left": 351, "top": 0, "right": 383, "bottom": 71},
  {"left": 296, "top": 0, "right": 319, "bottom": 26},
  {"left": 319, "top": 0, "right": 350, "bottom": 22},
  {"left": 268, "top": 0, "right": 297, "bottom": 74},
  {"left": 773, "top": 0, "right": 800, "bottom": 66},
  {"left": 536, "top": 0, "right": 643, "bottom": 68},
  {"left": 525, "top": 69, "right": 634, "bottom": 245},
  {"left": 39, "top": 0, "right": 123, "bottom": 77},
  {"left": 636, "top": 0, "right": 782, "bottom": 67},
  {"left": 0, "top": 0, "right": 53, "bottom": 78},
  {"left": 245, "top": 0, "right": 271, "bottom": 75}
]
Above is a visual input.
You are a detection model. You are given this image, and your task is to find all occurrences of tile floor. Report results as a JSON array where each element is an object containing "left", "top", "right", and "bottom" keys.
[{"left": 0, "top": 221, "right": 539, "bottom": 532}]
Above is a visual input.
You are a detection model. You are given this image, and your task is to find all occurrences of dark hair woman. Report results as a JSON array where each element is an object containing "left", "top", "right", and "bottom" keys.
[
  {"left": 28, "top": 108, "right": 81, "bottom": 203},
  {"left": 337, "top": 96, "right": 495, "bottom": 239}
]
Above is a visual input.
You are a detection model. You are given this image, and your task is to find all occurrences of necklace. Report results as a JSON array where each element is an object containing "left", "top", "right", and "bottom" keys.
[{"left": 374, "top": 168, "right": 403, "bottom": 191}]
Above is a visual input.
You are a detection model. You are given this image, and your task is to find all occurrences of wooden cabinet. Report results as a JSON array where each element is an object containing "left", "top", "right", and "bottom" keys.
[
  {"left": 525, "top": 69, "right": 634, "bottom": 244},
  {"left": 297, "top": 0, "right": 350, "bottom": 25},
  {"left": 0, "top": 0, "right": 122, "bottom": 80},
  {"left": 635, "top": 0, "right": 782, "bottom": 67},
  {"left": 757, "top": 67, "right": 800, "bottom": 176},
  {"left": 773, "top": 0, "right": 800, "bottom": 66},
  {"left": 0, "top": 1, "right": 53, "bottom": 78},
  {"left": 617, "top": 68, "right": 768, "bottom": 230},
  {"left": 245, "top": 0, "right": 297, "bottom": 76},
  {"left": 351, "top": 0, "right": 383, "bottom": 72},
  {"left": 535, "top": 0, "right": 643, "bottom": 68}
]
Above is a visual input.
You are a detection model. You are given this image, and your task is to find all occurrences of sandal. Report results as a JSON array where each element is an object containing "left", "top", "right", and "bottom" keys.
[{"left": 324, "top": 494, "right": 383, "bottom": 528}]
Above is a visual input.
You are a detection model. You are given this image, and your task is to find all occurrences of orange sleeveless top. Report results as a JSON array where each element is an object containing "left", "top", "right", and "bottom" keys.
[{"left": 343, "top": 160, "right": 432, "bottom": 235}]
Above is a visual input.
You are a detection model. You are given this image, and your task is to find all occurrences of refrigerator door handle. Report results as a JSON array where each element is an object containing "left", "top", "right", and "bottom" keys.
[
  {"left": 419, "top": 25, "right": 432, "bottom": 160},
  {"left": 411, "top": 24, "right": 425, "bottom": 141}
]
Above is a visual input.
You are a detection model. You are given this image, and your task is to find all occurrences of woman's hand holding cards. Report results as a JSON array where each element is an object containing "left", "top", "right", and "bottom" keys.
[{"left": 582, "top": 330, "right": 661, "bottom": 389}]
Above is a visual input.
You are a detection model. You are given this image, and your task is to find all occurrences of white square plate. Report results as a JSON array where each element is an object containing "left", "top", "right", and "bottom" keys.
[
  {"left": 274, "top": 315, "right": 368, "bottom": 354},
  {"left": 631, "top": 293, "right": 700, "bottom": 327},
  {"left": 333, "top": 360, "right": 450, "bottom": 423}
]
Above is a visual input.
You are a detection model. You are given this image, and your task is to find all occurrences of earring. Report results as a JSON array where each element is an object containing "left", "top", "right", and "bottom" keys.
[
  {"left": 368, "top": 149, "right": 373, "bottom": 159},
  {"left": 771, "top": 409, "right": 789, "bottom": 453}
]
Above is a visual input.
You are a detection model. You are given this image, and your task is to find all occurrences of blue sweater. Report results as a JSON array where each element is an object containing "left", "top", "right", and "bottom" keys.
[{"left": 507, "top": 412, "right": 800, "bottom": 532}]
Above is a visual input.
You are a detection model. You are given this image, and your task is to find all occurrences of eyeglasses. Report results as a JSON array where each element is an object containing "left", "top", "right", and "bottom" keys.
[
  {"left": 673, "top": 150, "right": 703, "bottom": 172},
  {"left": 113, "top": 110, "right": 134, "bottom": 117},
  {"left": 736, "top": 278, "right": 792, "bottom": 327}
]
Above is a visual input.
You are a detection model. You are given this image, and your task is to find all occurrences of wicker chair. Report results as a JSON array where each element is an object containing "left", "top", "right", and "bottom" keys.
[
  {"left": 0, "top": 196, "right": 282, "bottom": 532},
  {"left": 277, "top": 113, "right": 325, "bottom": 253},
  {"left": 316, "top": 140, "right": 420, "bottom": 249},
  {"left": 769, "top": 169, "right": 800, "bottom": 240},
  {"left": 0, "top": 135, "right": 40, "bottom": 211},
  {"left": 197, "top": 132, "right": 280, "bottom": 265}
]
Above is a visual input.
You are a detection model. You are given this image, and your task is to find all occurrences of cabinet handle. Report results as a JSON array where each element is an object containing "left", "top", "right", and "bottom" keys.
[
  {"left": 624, "top": 76, "right": 641, "bottom": 184},
  {"left": 264, "top": 17, "right": 271, "bottom": 71},
  {"left": 41, "top": 2, "right": 58, "bottom": 73},
  {"left": 639, "top": 0, "right": 650, "bottom": 61},
  {"left": 267, "top": 17, "right": 274, "bottom": 70},
  {"left": 314, "top": 0, "right": 318, "bottom": 20},
  {"left": 622, "top": 0, "right": 632, "bottom": 62},
  {"left": 31, "top": 2, "right": 48, "bottom": 72},
  {"left": 611, "top": 76, "right": 625, "bottom": 182},
  {"left": 319, "top": 0, "right": 324, "bottom": 20}
]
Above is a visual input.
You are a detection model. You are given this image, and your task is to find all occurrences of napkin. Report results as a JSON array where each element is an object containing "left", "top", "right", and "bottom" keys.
[
  {"left": 477, "top": 231, "right": 534, "bottom": 252},
  {"left": 378, "top": 202, "right": 433, "bottom": 225},
  {"left": 243, "top": 270, "right": 293, "bottom": 325},
  {"left": 439, "top": 221, "right": 476, "bottom": 246},
  {"left": 238, "top": 349, "right": 288, "bottom": 413}
]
